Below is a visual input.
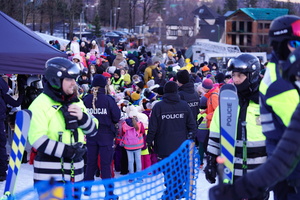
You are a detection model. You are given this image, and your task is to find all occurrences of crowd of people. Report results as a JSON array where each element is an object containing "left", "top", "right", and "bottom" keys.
[{"left": 0, "top": 14, "right": 300, "bottom": 200}]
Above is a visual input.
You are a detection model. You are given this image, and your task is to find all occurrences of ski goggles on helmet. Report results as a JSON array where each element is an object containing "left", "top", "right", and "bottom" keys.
[
  {"left": 227, "top": 58, "right": 247, "bottom": 71},
  {"left": 288, "top": 40, "right": 300, "bottom": 48},
  {"left": 62, "top": 63, "right": 81, "bottom": 80}
]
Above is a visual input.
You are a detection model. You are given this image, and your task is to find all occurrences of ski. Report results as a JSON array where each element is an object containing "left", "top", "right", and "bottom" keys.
[
  {"left": 219, "top": 84, "right": 238, "bottom": 184},
  {"left": 2, "top": 110, "right": 32, "bottom": 199}
]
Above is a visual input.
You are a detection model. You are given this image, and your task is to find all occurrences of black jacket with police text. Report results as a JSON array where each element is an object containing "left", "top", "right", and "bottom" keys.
[{"left": 147, "top": 93, "right": 197, "bottom": 157}]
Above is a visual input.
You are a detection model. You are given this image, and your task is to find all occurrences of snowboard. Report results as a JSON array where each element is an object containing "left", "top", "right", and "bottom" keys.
[
  {"left": 219, "top": 84, "right": 238, "bottom": 184},
  {"left": 3, "top": 110, "right": 32, "bottom": 199}
]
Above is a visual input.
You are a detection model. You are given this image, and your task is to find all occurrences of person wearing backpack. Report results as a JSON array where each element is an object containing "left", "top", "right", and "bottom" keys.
[{"left": 121, "top": 105, "right": 145, "bottom": 183}]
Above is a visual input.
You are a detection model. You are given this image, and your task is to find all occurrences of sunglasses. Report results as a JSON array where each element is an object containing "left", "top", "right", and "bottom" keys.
[{"left": 288, "top": 40, "right": 300, "bottom": 48}]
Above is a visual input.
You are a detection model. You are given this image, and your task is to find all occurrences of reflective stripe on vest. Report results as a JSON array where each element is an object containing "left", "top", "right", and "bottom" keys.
[{"left": 259, "top": 62, "right": 277, "bottom": 95}]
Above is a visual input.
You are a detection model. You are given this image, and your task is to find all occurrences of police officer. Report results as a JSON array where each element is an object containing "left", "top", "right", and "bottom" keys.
[
  {"left": 258, "top": 15, "right": 300, "bottom": 200},
  {"left": 204, "top": 54, "right": 268, "bottom": 200},
  {"left": 28, "top": 57, "right": 98, "bottom": 198},
  {"left": 208, "top": 45, "right": 300, "bottom": 200},
  {"left": 146, "top": 81, "right": 197, "bottom": 199},
  {"left": 176, "top": 69, "right": 200, "bottom": 122},
  {"left": 83, "top": 74, "right": 121, "bottom": 200}
]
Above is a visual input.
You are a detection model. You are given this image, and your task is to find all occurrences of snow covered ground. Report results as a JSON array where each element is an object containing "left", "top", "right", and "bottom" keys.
[{"left": 0, "top": 162, "right": 273, "bottom": 200}]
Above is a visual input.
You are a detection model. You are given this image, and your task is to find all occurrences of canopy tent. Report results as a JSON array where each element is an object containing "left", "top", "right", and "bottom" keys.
[{"left": 0, "top": 11, "right": 67, "bottom": 75}]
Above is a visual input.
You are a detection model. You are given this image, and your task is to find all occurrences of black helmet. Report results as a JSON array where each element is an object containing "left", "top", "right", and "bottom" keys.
[
  {"left": 45, "top": 57, "right": 80, "bottom": 89},
  {"left": 269, "top": 15, "right": 300, "bottom": 60},
  {"left": 227, "top": 54, "right": 261, "bottom": 84},
  {"left": 283, "top": 47, "right": 300, "bottom": 83}
]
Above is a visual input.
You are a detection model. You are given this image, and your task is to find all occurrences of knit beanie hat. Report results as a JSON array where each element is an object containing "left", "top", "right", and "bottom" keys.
[
  {"left": 176, "top": 70, "right": 190, "bottom": 84},
  {"left": 199, "top": 96, "right": 208, "bottom": 109},
  {"left": 164, "top": 81, "right": 178, "bottom": 94},
  {"left": 123, "top": 74, "right": 131, "bottom": 84},
  {"left": 136, "top": 81, "right": 144, "bottom": 90},
  {"left": 202, "top": 66, "right": 210, "bottom": 72},
  {"left": 202, "top": 78, "right": 213, "bottom": 90},
  {"left": 131, "top": 92, "right": 141, "bottom": 101},
  {"left": 102, "top": 72, "right": 111, "bottom": 78},
  {"left": 92, "top": 74, "right": 107, "bottom": 88},
  {"left": 129, "top": 59, "right": 135, "bottom": 65},
  {"left": 215, "top": 73, "right": 225, "bottom": 83},
  {"left": 114, "top": 69, "right": 121, "bottom": 77},
  {"left": 128, "top": 107, "right": 139, "bottom": 118}
]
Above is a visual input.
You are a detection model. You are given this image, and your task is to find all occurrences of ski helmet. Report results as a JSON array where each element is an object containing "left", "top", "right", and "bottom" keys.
[
  {"left": 227, "top": 54, "right": 261, "bottom": 84},
  {"left": 269, "top": 15, "right": 300, "bottom": 60},
  {"left": 45, "top": 57, "right": 80, "bottom": 89}
]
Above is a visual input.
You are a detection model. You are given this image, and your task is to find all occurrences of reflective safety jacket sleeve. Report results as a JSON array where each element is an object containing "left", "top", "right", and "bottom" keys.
[
  {"left": 231, "top": 103, "right": 300, "bottom": 199},
  {"left": 28, "top": 93, "right": 98, "bottom": 155},
  {"left": 259, "top": 62, "right": 299, "bottom": 141}
]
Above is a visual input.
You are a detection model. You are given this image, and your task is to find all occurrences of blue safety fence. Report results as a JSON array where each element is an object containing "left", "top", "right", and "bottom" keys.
[{"left": 13, "top": 140, "right": 200, "bottom": 200}]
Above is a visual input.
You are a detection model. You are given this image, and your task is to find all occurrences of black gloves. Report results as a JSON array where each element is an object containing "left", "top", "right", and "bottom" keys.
[
  {"left": 209, "top": 183, "right": 237, "bottom": 200},
  {"left": 147, "top": 142, "right": 154, "bottom": 153},
  {"left": 204, "top": 154, "right": 217, "bottom": 184},
  {"left": 63, "top": 142, "right": 87, "bottom": 162}
]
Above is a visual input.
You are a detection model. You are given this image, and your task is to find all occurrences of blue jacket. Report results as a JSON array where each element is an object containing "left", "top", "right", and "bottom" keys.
[{"left": 84, "top": 88, "right": 121, "bottom": 146}]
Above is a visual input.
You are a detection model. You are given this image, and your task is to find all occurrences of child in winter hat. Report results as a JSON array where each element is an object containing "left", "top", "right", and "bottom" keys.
[{"left": 202, "top": 78, "right": 213, "bottom": 90}]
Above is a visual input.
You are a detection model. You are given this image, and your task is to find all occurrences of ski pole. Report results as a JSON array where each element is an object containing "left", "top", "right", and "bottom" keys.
[
  {"left": 216, "top": 156, "right": 225, "bottom": 185},
  {"left": 58, "top": 132, "right": 66, "bottom": 184},
  {"left": 241, "top": 121, "right": 247, "bottom": 175}
]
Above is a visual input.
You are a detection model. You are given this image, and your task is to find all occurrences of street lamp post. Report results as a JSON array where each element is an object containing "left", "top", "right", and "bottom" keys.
[
  {"left": 114, "top": 7, "right": 120, "bottom": 30},
  {"left": 110, "top": 9, "right": 112, "bottom": 30},
  {"left": 110, "top": 7, "right": 120, "bottom": 31},
  {"left": 22, "top": 0, "right": 34, "bottom": 25},
  {"left": 79, "top": 11, "right": 84, "bottom": 39}
]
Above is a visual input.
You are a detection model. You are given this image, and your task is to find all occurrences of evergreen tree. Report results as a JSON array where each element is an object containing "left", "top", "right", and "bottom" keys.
[{"left": 92, "top": 14, "right": 102, "bottom": 38}]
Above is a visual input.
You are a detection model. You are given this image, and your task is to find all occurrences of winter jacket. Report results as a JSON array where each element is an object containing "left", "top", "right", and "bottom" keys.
[
  {"left": 121, "top": 119, "right": 145, "bottom": 150},
  {"left": 84, "top": 88, "right": 121, "bottom": 146},
  {"left": 144, "top": 65, "right": 157, "bottom": 84},
  {"left": 214, "top": 103, "right": 300, "bottom": 200},
  {"left": 112, "top": 53, "right": 128, "bottom": 68},
  {"left": 204, "top": 85, "right": 219, "bottom": 128},
  {"left": 146, "top": 93, "right": 197, "bottom": 157},
  {"left": 207, "top": 100, "right": 267, "bottom": 181},
  {"left": 111, "top": 77, "right": 124, "bottom": 91},
  {"left": 178, "top": 81, "right": 200, "bottom": 122},
  {"left": 259, "top": 61, "right": 300, "bottom": 182},
  {"left": 28, "top": 93, "right": 98, "bottom": 182}
]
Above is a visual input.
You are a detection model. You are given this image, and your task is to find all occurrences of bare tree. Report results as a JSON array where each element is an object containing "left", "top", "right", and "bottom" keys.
[{"left": 142, "top": 0, "right": 154, "bottom": 25}]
